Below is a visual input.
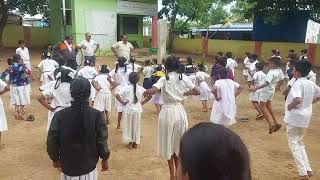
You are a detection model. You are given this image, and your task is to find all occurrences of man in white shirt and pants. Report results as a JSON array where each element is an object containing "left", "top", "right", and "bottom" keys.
[
  {"left": 79, "top": 33, "right": 99, "bottom": 66},
  {"left": 111, "top": 34, "right": 133, "bottom": 62}
]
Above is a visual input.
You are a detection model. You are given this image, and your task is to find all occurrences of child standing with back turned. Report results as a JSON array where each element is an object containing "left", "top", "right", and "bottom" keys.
[{"left": 284, "top": 60, "right": 320, "bottom": 180}]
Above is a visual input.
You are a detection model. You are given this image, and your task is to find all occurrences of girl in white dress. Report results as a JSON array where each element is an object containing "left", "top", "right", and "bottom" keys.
[
  {"left": 109, "top": 57, "right": 130, "bottom": 129},
  {"left": 38, "top": 67, "right": 73, "bottom": 131},
  {"left": 150, "top": 65, "right": 165, "bottom": 113},
  {"left": 196, "top": 63, "right": 213, "bottom": 112},
  {"left": 37, "top": 50, "right": 59, "bottom": 86},
  {"left": 1, "top": 54, "right": 30, "bottom": 120},
  {"left": 92, "top": 65, "right": 118, "bottom": 124},
  {"left": 116, "top": 72, "right": 151, "bottom": 149},
  {"left": 226, "top": 52, "right": 238, "bottom": 78},
  {"left": 142, "top": 60, "right": 155, "bottom": 89},
  {"left": 243, "top": 52, "right": 251, "bottom": 82},
  {"left": 211, "top": 68, "right": 243, "bottom": 127},
  {"left": 143, "top": 56, "right": 198, "bottom": 180},
  {"left": 78, "top": 60, "right": 98, "bottom": 105},
  {"left": 127, "top": 57, "right": 142, "bottom": 73},
  {"left": 247, "top": 54, "right": 259, "bottom": 87},
  {"left": 0, "top": 79, "right": 9, "bottom": 149}
]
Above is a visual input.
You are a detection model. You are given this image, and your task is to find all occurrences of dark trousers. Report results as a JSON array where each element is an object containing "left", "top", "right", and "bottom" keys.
[
  {"left": 85, "top": 55, "right": 96, "bottom": 66},
  {"left": 66, "top": 60, "right": 77, "bottom": 70}
]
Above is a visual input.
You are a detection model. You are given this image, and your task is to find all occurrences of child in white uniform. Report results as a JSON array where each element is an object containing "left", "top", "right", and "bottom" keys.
[
  {"left": 127, "top": 57, "right": 142, "bottom": 73},
  {"left": 1, "top": 54, "right": 30, "bottom": 120},
  {"left": 247, "top": 54, "right": 259, "bottom": 86},
  {"left": 116, "top": 72, "right": 151, "bottom": 149},
  {"left": 284, "top": 60, "right": 320, "bottom": 180},
  {"left": 249, "top": 62, "right": 266, "bottom": 119},
  {"left": 243, "top": 52, "right": 251, "bottom": 82},
  {"left": 0, "top": 79, "right": 9, "bottom": 149},
  {"left": 210, "top": 68, "right": 242, "bottom": 126},
  {"left": 143, "top": 56, "right": 198, "bottom": 180},
  {"left": 196, "top": 63, "right": 213, "bottom": 112},
  {"left": 251, "top": 57, "right": 284, "bottom": 134},
  {"left": 92, "top": 65, "right": 117, "bottom": 125},
  {"left": 142, "top": 60, "right": 155, "bottom": 89},
  {"left": 37, "top": 50, "right": 59, "bottom": 86},
  {"left": 150, "top": 65, "right": 165, "bottom": 113},
  {"left": 226, "top": 52, "right": 238, "bottom": 78},
  {"left": 78, "top": 60, "right": 98, "bottom": 105},
  {"left": 38, "top": 67, "right": 73, "bottom": 131},
  {"left": 109, "top": 57, "right": 130, "bottom": 129}
]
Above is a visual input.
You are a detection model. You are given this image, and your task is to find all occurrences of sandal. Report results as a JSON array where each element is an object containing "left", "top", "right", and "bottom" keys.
[
  {"left": 269, "top": 125, "right": 276, "bottom": 134},
  {"left": 256, "top": 114, "right": 264, "bottom": 120},
  {"left": 26, "top": 115, "right": 35, "bottom": 122},
  {"left": 273, "top": 124, "right": 282, "bottom": 132}
]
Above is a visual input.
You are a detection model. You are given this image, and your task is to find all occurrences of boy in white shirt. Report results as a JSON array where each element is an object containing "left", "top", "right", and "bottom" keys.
[
  {"left": 225, "top": 52, "right": 238, "bottom": 78},
  {"left": 16, "top": 40, "right": 33, "bottom": 80},
  {"left": 251, "top": 57, "right": 284, "bottom": 134},
  {"left": 78, "top": 60, "right": 98, "bottom": 105},
  {"left": 243, "top": 52, "right": 251, "bottom": 83},
  {"left": 247, "top": 54, "right": 259, "bottom": 87},
  {"left": 284, "top": 60, "right": 320, "bottom": 180}
]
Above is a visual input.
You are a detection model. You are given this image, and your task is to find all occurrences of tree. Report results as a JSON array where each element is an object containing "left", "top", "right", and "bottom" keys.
[
  {"left": 159, "top": 0, "right": 232, "bottom": 52},
  {"left": 233, "top": 0, "right": 320, "bottom": 24},
  {"left": 230, "top": 1, "right": 254, "bottom": 23},
  {"left": 0, "top": 0, "right": 49, "bottom": 47}
]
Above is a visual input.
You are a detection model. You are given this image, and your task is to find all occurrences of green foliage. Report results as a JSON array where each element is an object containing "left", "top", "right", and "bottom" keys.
[
  {"left": 234, "top": 0, "right": 320, "bottom": 24},
  {"left": 174, "top": 20, "right": 191, "bottom": 36},
  {"left": 197, "top": 4, "right": 228, "bottom": 28},
  {"left": 2, "top": 0, "right": 49, "bottom": 17},
  {"left": 230, "top": 1, "right": 255, "bottom": 23}
]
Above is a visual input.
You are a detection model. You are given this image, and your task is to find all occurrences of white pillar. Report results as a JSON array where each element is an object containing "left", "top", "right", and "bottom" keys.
[{"left": 157, "top": 19, "right": 167, "bottom": 64}]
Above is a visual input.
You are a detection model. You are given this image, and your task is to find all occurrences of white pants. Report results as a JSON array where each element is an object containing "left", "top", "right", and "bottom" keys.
[
  {"left": 61, "top": 168, "right": 97, "bottom": 180},
  {"left": 286, "top": 125, "right": 312, "bottom": 176}
]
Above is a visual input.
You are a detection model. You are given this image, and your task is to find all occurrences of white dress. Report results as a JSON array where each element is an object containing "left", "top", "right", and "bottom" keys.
[
  {"left": 127, "top": 63, "right": 142, "bottom": 73},
  {"left": 226, "top": 58, "right": 238, "bottom": 77},
  {"left": 0, "top": 80, "right": 8, "bottom": 132},
  {"left": 247, "top": 60, "right": 258, "bottom": 82},
  {"left": 196, "top": 71, "right": 213, "bottom": 101},
  {"left": 109, "top": 67, "right": 130, "bottom": 112},
  {"left": 210, "top": 79, "right": 240, "bottom": 126},
  {"left": 78, "top": 66, "right": 98, "bottom": 101},
  {"left": 249, "top": 71, "right": 266, "bottom": 102},
  {"left": 93, "top": 74, "right": 112, "bottom": 112},
  {"left": 37, "top": 59, "right": 59, "bottom": 85},
  {"left": 243, "top": 57, "right": 250, "bottom": 76},
  {"left": 42, "top": 82, "right": 72, "bottom": 131},
  {"left": 117, "top": 84, "right": 146, "bottom": 144},
  {"left": 153, "top": 72, "right": 195, "bottom": 160}
]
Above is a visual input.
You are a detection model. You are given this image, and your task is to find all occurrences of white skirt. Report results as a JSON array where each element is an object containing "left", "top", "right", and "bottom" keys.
[
  {"left": 249, "top": 91, "right": 260, "bottom": 102},
  {"left": 10, "top": 85, "right": 30, "bottom": 106},
  {"left": 150, "top": 93, "right": 163, "bottom": 105},
  {"left": 61, "top": 168, "right": 97, "bottom": 180},
  {"left": 158, "top": 103, "right": 187, "bottom": 160},
  {"left": 210, "top": 101, "right": 236, "bottom": 126},
  {"left": 47, "top": 106, "right": 67, "bottom": 131},
  {"left": 122, "top": 112, "right": 141, "bottom": 144},
  {"left": 40, "top": 72, "right": 54, "bottom": 86},
  {"left": 94, "top": 92, "right": 112, "bottom": 112},
  {"left": 0, "top": 98, "right": 8, "bottom": 132},
  {"left": 198, "top": 81, "right": 213, "bottom": 101},
  {"left": 89, "top": 80, "right": 96, "bottom": 102}
]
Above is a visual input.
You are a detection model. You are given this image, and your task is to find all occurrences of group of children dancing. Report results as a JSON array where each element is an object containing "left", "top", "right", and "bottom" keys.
[{"left": 0, "top": 41, "right": 319, "bottom": 180}]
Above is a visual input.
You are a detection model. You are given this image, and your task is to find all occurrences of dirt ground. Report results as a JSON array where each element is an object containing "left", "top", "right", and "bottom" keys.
[{"left": 0, "top": 49, "right": 319, "bottom": 180}]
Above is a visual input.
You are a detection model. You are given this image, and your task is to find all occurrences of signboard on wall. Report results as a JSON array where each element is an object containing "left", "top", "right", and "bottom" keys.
[
  {"left": 305, "top": 19, "right": 320, "bottom": 44},
  {"left": 85, "top": 11, "right": 117, "bottom": 50},
  {"left": 117, "top": 0, "right": 158, "bottom": 16}
]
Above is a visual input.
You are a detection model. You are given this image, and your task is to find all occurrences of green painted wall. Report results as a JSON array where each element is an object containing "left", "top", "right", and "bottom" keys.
[{"left": 118, "top": 14, "right": 144, "bottom": 48}]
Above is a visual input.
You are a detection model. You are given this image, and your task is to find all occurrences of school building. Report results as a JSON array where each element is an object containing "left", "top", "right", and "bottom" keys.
[{"left": 49, "top": 0, "right": 158, "bottom": 54}]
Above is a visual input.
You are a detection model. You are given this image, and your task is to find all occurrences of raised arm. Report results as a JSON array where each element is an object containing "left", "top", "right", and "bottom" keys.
[
  {"left": 95, "top": 112, "right": 110, "bottom": 171},
  {"left": 47, "top": 113, "right": 61, "bottom": 168}
]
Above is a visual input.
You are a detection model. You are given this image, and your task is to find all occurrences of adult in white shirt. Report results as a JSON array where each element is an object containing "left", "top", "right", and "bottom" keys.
[
  {"left": 284, "top": 60, "right": 320, "bottom": 180},
  {"left": 111, "top": 34, "right": 133, "bottom": 62},
  {"left": 16, "top": 40, "right": 31, "bottom": 70},
  {"left": 79, "top": 33, "right": 99, "bottom": 66}
]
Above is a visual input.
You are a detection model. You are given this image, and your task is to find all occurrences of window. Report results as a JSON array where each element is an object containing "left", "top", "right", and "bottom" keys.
[
  {"left": 123, "top": 17, "right": 139, "bottom": 34},
  {"left": 61, "top": 0, "right": 72, "bottom": 25}
]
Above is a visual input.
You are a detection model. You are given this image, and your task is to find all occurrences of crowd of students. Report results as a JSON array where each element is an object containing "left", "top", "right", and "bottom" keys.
[{"left": 0, "top": 40, "right": 319, "bottom": 180}]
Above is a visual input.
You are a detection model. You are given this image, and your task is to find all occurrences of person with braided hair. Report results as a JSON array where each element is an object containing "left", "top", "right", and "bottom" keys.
[
  {"left": 109, "top": 57, "right": 130, "bottom": 129},
  {"left": 37, "top": 67, "right": 74, "bottom": 131},
  {"left": 143, "top": 56, "right": 199, "bottom": 180},
  {"left": 47, "top": 77, "right": 110, "bottom": 180},
  {"left": 115, "top": 72, "right": 151, "bottom": 149}
]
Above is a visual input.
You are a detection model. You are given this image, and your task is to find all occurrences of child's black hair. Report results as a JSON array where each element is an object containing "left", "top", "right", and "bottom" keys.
[
  {"left": 116, "top": 57, "right": 127, "bottom": 73},
  {"left": 301, "top": 49, "right": 308, "bottom": 54},
  {"left": 198, "top": 63, "right": 206, "bottom": 72},
  {"left": 12, "top": 54, "right": 21, "bottom": 63},
  {"left": 18, "top": 40, "right": 25, "bottom": 45},
  {"left": 165, "top": 56, "right": 181, "bottom": 80},
  {"left": 70, "top": 77, "right": 91, "bottom": 142},
  {"left": 41, "top": 49, "right": 52, "bottom": 60},
  {"left": 130, "top": 57, "right": 136, "bottom": 72},
  {"left": 225, "top": 52, "right": 233, "bottom": 59},
  {"left": 180, "top": 122, "right": 251, "bottom": 180},
  {"left": 217, "top": 52, "right": 223, "bottom": 56},
  {"left": 269, "top": 57, "right": 281, "bottom": 67},
  {"left": 156, "top": 64, "right": 163, "bottom": 71},
  {"left": 289, "top": 49, "right": 295, "bottom": 53},
  {"left": 100, "top": 65, "right": 109, "bottom": 74},
  {"left": 145, "top": 59, "right": 151, "bottom": 66},
  {"left": 129, "top": 72, "right": 140, "bottom": 104},
  {"left": 187, "top": 57, "right": 193, "bottom": 65},
  {"left": 294, "top": 60, "right": 311, "bottom": 77},
  {"left": 218, "top": 67, "right": 228, "bottom": 79},
  {"left": 54, "top": 67, "right": 74, "bottom": 89},
  {"left": 255, "top": 62, "right": 264, "bottom": 71},
  {"left": 55, "top": 54, "right": 67, "bottom": 67},
  {"left": 288, "top": 53, "right": 298, "bottom": 60},
  {"left": 218, "top": 56, "right": 227, "bottom": 67},
  {"left": 7, "top": 57, "right": 13, "bottom": 65}
]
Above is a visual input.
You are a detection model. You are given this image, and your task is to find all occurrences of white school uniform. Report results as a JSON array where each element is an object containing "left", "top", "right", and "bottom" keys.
[
  {"left": 78, "top": 66, "right": 98, "bottom": 101},
  {"left": 37, "top": 59, "right": 59, "bottom": 85},
  {"left": 247, "top": 60, "right": 258, "bottom": 82},
  {"left": 127, "top": 63, "right": 142, "bottom": 73},
  {"left": 260, "top": 68, "right": 284, "bottom": 102},
  {"left": 284, "top": 78, "right": 320, "bottom": 176},
  {"left": 307, "top": 70, "right": 316, "bottom": 83},
  {"left": 109, "top": 67, "right": 130, "bottom": 112},
  {"left": 249, "top": 71, "right": 266, "bottom": 102},
  {"left": 11, "top": 85, "right": 30, "bottom": 106},
  {"left": 210, "top": 79, "right": 240, "bottom": 126},
  {"left": 42, "top": 82, "right": 72, "bottom": 131},
  {"left": 243, "top": 57, "right": 250, "bottom": 76},
  {"left": 143, "top": 66, "right": 155, "bottom": 79},
  {"left": 93, "top": 74, "right": 112, "bottom": 112},
  {"left": 196, "top": 71, "right": 213, "bottom": 101},
  {"left": 153, "top": 72, "right": 195, "bottom": 160},
  {"left": 284, "top": 62, "right": 290, "bottom": 79},
  {"left": 16, "top": 47, "right": 31, "bottom": 70},
  {"left": 0, "top": 80, "right": 8, "bottom": 132},
  {"left": 117, "top": 84, "right": 146, "bottom": 144},
  {"left": 226, "top": 58, "right": 238, "bottom": 77},
  {"left": 61, "top": 168, "right": 98, "bottom": 180}
]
